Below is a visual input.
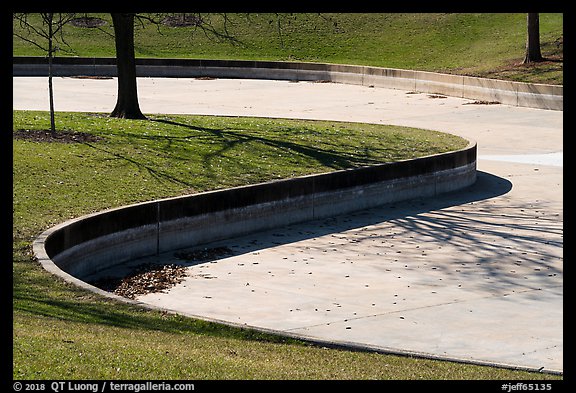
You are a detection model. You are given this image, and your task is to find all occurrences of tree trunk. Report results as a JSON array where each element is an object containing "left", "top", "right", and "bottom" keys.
[
  {"left": 110, "top": 13, "right": 146, "bottom": 119},
  {"left": 48, "top": 53, "right": 56, "bottom": 134},
  {"left": 47, "top": 13, "right": 56, "bottom": 134},
  {"left": 523, "top": 13, "right": 544, "bottom": 64}
]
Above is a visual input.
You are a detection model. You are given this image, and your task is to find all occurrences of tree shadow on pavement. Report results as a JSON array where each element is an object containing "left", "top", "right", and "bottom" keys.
[{"left": 181, "top": 170, "right": 562, "bottom": 297}]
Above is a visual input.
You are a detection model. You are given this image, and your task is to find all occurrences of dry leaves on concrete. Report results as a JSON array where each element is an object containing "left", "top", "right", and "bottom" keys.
[
  {"left": 90, "top": 263, "right": 188, "bottom": 299},
  {"left": 90, "top": 247, "right": 233, "bottom": 299}
]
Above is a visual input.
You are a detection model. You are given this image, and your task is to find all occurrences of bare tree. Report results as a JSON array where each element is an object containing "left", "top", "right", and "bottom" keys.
[
  {"left": 13, "top": 13, "right": 76, "bottom": 133},
  {"left": 523, "top": 13, "right": 544, "bottom": 64}
]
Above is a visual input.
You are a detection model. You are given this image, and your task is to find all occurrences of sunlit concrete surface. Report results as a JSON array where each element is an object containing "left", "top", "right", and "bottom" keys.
[{"left": 479, "top": 152, "right": 563, "bottom": 167}]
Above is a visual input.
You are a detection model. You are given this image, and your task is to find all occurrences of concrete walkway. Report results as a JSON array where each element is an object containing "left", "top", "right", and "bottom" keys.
[{"left": 13, "top": 76, "right": 563, "bottom": 373}]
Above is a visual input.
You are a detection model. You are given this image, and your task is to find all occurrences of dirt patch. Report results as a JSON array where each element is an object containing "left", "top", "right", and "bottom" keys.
[
  {"left": 456, "top": 55, "right": 563, "bottom": 85},
  {"left": 161, "top": 14, "right": 203, "bottom": 28},
  {"left": 13, "top": 129, "right": 103, "bottom": 144},
  {"left": 90, "top": 264, "right": 188, "bottom": 300},
  {"left": 70, "top": 16, "right": 107, "bottom": 28}
]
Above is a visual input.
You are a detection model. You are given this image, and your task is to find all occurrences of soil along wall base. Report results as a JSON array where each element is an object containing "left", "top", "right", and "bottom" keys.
[{"left": 33, "top": 141, "right": 476, "bottom": 285}]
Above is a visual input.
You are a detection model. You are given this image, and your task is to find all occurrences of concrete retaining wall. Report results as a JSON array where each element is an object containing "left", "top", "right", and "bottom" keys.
[
  {"left": 34, "top": 141, "right": 476, "bottom": 281},
  {"left": 13, "top": 57, "right": 562, "bottom": 111}
]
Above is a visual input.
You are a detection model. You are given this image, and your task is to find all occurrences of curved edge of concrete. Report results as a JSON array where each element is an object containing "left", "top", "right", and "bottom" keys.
[
  {"left": 33, "top": 139, "right": 476, "bottom": 286},
  {"left": 148, "top": 305, "right": 563, "bottom": 376},
  {"left": 13, "top": 57, "right": 563, "bottom": 111}
]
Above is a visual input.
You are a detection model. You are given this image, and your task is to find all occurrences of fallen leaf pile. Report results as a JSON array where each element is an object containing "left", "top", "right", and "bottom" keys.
[
  {"left": 89, "top": 247, "right": 233, "bottom": 299},
  {"left": 90, "top": 263, "right": 188, "bottom": 299}
]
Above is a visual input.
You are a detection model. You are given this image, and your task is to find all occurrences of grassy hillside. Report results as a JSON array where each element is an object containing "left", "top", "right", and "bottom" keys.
[{"left": 12, "top": 13, "right": 563, "bottom": 84}]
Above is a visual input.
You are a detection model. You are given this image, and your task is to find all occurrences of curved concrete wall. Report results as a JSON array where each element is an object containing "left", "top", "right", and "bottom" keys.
[
  {"left": 34, "top": 141, "right": 476, "bottom": 284},
  {"left": 13, "top": 57, "right": 562, "bottom": 111}
]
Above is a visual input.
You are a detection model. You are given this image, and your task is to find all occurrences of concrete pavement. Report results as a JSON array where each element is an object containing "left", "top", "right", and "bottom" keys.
[{"left": 13, "top": 76, "right": 563, "bottom": 373}]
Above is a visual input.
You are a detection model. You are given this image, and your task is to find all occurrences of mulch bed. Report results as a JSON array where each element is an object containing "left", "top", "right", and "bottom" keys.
[
  {"left": 161, "top": 14, "right": 203, "bottom": 28},
  {"left": 13, "top": 129, "right": 102, "bottom": 144},
  {"left": 70, "top": 16, "right": 107, "bottom": 28}
]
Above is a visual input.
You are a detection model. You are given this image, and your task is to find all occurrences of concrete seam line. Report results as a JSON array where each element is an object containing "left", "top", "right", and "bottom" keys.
[{"left": 156, "top": 202, "right": 160, "bottom": 256}]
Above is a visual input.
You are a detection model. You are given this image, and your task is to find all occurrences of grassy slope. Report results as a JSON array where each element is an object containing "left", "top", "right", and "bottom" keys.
[{"left": 12, "top": 13, "right": 563, "bottom": 84}]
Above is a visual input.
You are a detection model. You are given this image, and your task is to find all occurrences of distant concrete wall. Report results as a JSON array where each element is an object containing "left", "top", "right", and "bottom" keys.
[
  {"left": 33, "top": 141, "right": 476, "bottom": 282},
  {"left": 13, "top": 57, "right": 562, "bottom": 111}
]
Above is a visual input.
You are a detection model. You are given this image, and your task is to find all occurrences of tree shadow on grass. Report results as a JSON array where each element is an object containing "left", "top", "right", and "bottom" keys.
[
  {"left": 13, "top": 260, "right": 295, "bottom": 342},
  {"left": 83, "top": 141, "right": 195, "bottom": 188},
  {"left": 149, "top": 117, "right": 386, "bottom": 173},
  {"left": 78, "top": 117, "right": 387, "bottom": 191}
]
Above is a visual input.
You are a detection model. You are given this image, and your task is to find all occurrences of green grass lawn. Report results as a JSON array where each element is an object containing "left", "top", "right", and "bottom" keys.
[
  {"left": 12, "top": 111, "right": 561, "bottom": 380},
  {"left": 13, "top": 13, "right": 563, "bottom": 85}
]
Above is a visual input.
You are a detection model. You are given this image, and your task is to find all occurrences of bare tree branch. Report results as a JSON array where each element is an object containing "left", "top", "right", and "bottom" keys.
[
  {"left": 14, "top": 13, "right": 76, "bottom": 56},
  {"left": 13, "top": 12, "right": 77, "bottom": 133}
]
